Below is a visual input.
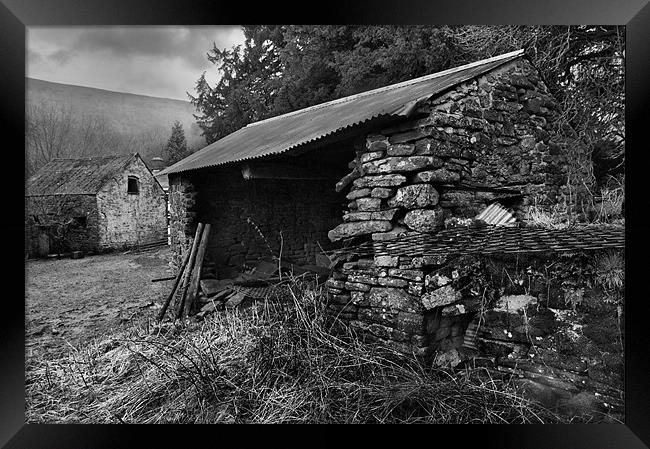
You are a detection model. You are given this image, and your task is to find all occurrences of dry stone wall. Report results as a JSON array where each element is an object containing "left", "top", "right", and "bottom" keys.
[
  {"left": 170, "top": 166, "right": 344, "bottom": 278},
  {"left": 325, "top": 57, "right": 617, "bottom": 417},
  {"left": 326, "top": 58, "right": 594, "bottom": 354}
]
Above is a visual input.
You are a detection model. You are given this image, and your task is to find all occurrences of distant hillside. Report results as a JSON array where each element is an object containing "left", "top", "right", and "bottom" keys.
[{"left": 26, "top": 78, "right": 206, "bottom": 165}]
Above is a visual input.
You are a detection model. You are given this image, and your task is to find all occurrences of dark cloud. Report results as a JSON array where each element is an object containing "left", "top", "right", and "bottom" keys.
[
  {"left": 49, "top": 49, "right": 73, "bottom": 65},
  {"left": 27, "top": 26, "right": 245, "bottom": 100},
  {"left": 69, "top": 27, "right": 241, "bottom": 69},
  {"left": 27, "top": 50, "right": 43, "bottom": 65}
]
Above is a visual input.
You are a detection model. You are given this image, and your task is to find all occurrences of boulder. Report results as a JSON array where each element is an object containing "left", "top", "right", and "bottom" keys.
[
  {"left": 422, "top": 285, "right": 462, "bottom": 310},
  {"left": 388, "top": 184, "right": 439, "bottom": 209},
  {"left": 403, "top": 208, "right": 444, "bottom": 232},
  {"left": 328, "top": 220, "right": 393, "bottom": 242}
]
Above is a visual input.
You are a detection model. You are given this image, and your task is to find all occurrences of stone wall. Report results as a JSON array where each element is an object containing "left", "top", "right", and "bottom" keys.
[
  {"left": 25, "top": 194, "right": 100, "bottom": 255},
  {"left": 326, "top": 58, "right": 596, "bottom": 351},
  {"left": 324, "top": 57, "right": 617, "bottom": 416},
  {"left": 96, "top": 157, "right": 167, "bottom": 250},
  {"left": 168, "top": 175, "right": 198, "bottom": 269},
  {"left": 169, "top": 166, "right": 345, "bottom": 278}
]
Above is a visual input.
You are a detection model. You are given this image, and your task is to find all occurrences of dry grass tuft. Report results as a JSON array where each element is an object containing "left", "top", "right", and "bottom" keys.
[{"left": 26, "top": 278, "right": 566, "bottom": 424}]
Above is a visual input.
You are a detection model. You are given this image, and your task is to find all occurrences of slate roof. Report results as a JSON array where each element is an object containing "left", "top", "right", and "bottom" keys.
[
  {"left": 26, "top": 154, "right": 138, "bottom": 196},
  {"left": 160, "top": 49, "right": 525, "bottom": 175},
  {"left": 329, "top": 224, "right": 625, "bottom": 259}
]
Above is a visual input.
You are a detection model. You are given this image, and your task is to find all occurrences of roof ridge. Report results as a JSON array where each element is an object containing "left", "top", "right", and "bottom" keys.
[
  {"left": 50, "top": 153, "right": 134, "bottom": 162},
  {"left": 245, "top": 49, "right": 524, "bottom": 129}
]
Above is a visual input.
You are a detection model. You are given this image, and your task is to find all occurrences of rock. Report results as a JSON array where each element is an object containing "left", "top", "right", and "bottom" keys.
[
  {"left": 343, "top": 212, "right": 372, "bottom": 222},
  {"left": 346, "top": 188, "right": 371, "bottom": 200},
  {"left": 441, "top": 298, "right": 482, "bottom": 316},
  {"left": 494, "top": 294, "right": 537, "bottom": 313},
  {"left": 433, "top": 349, "right": 463, "bottom": 368},
  {"left": 326, "top": 279, "right": 346, "bottom": 290},
  {"left": 386, "top": 143, "right": 416, "bottom": 156},
  {"left": 353, "top": 174, "right": 407, "bottom": 188},
  {"left": 422, "top": 285, "right": 462, "bottom": 310},
  {"left": 371, "top": 209, "right": 399, "bottom": 221},
  {"left": 345, "top": 282, "right": 372, "bottom": 292},
  {"left": 367, "top": 140, "right": 388, "bottom": 152},
  {"left": 387, "top": 268, "right": 424, "bottom": 282},
  {"left": 413, "top": 168, "right": 460, "bottom": 184},
  {"left": 372, "top": 226, "right": 409, "bottom": 241},
  {"left": 363, "top": 156, "right": 443, "bottom": 174},
  {"left": 388, "top": 184, "right": 439, "bottom": 208},
  {"left": 335, "top": 168, "right": 361, "bottom": 192},
  {"left": 360, "top": 151, "right": 385, "bottom": 164},
  {"left": 403, "top": 208, "right": 444, "bottom": 232},
  {"left": 368, "top": 287, "right": 423, "bottom": 314},
  {"left": 328, "top": 220, "right": 393, "bottom": 242},
  {"left": 370, "top": 187, "right": 394, "bottom": 198},
  {"left": 377, "top": 277, "right": 408, "bottom": 288},
  {"left": 425, "top": 273, "right": 451, "bottom": 289},
  {"left": 356, "top": 197, "right": 382, "bottom": 211},
  {"left": 374, "top": 255, "right": 400, "bottom": 268}
]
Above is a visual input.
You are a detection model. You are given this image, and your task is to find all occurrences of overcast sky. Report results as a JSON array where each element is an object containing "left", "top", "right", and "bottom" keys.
[{"left": 27, "top": 26, "right": 246, "bottom": 101}]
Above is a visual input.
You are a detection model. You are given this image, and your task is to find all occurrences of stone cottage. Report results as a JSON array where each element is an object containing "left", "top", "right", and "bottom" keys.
[
  {"left": 160, "top": 49, "right": 625, "bottom": 414},
  {"left": 26, "top": 153, "right": 167, "bottom": 256}
]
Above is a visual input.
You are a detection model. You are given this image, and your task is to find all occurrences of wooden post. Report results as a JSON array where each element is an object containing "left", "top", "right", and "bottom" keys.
[
  {"left": 156, "top": 246, "right": 192, "bottom": 321},
  {"left": 174, "top": 223, "right": 205, "bottom": 320},
  {"left": 183, "top": 223, "right": 212, "bottom": 317}
]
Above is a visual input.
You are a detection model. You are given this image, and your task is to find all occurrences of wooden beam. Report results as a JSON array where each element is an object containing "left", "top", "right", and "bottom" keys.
[
  {"left": 174, "top": 223, "right": 205, "bottom": 320},
  {"left": 241, "top": 163, "right": 340, "bottom": 180},
  {"left": 183, "top": 223, "right": 212, "bottom": 318},
  {"left": 156, "top": 246, "right": 192, "bottom": 321}
]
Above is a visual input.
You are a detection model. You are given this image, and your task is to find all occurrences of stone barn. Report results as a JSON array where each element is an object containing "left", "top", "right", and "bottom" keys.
[
  {"left": 161, "top": 49, "right": 625, "bottom": 413},
  {"left": 26, "top": 153, "right": 168, "bottom": 256}
]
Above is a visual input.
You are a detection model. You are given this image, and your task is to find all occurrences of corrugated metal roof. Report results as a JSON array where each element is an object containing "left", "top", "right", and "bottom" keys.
[
  {"left": 26, "top": 154, "right": 137, "bottom": 196},
  {"left": 476, "top": 202, "right": 517, "bottom": 226},
  {"left": 160, "top": 49, "right": 525, "bottom": 175}
]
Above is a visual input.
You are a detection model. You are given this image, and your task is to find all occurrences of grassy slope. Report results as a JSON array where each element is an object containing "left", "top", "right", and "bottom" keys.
[{"left": 27, "top": 78, "right": 206, "bottom": 150}]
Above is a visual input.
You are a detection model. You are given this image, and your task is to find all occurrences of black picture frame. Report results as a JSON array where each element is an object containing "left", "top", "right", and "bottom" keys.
[{"left": 3, "top": 1, "right": 649, "bottom": 447}]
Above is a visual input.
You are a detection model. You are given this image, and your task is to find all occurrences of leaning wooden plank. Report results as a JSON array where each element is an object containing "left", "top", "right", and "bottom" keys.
[
  {"left": 174, "top": 223, "right": 205, "bottom": 320},
  {"left": 156, "top": 245, "right": 193, "bottom": 321},
  {"left": 183, "top": 223, "right": 212, "bottom": 317}
]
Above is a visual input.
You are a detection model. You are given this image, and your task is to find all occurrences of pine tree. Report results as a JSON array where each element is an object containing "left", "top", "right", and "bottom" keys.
[{"left": 164, "top": 121, "right": 190, "bottom": 166}]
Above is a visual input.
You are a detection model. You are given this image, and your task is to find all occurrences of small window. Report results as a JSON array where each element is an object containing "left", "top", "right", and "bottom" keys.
[{"left": 127, "top": 176, "right": 139, "bottom": 194}]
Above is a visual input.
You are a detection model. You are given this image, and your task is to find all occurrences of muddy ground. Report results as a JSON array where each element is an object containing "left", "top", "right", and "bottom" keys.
[{"left": 25, "top": 246, "right": 174, "bottom": 359}]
